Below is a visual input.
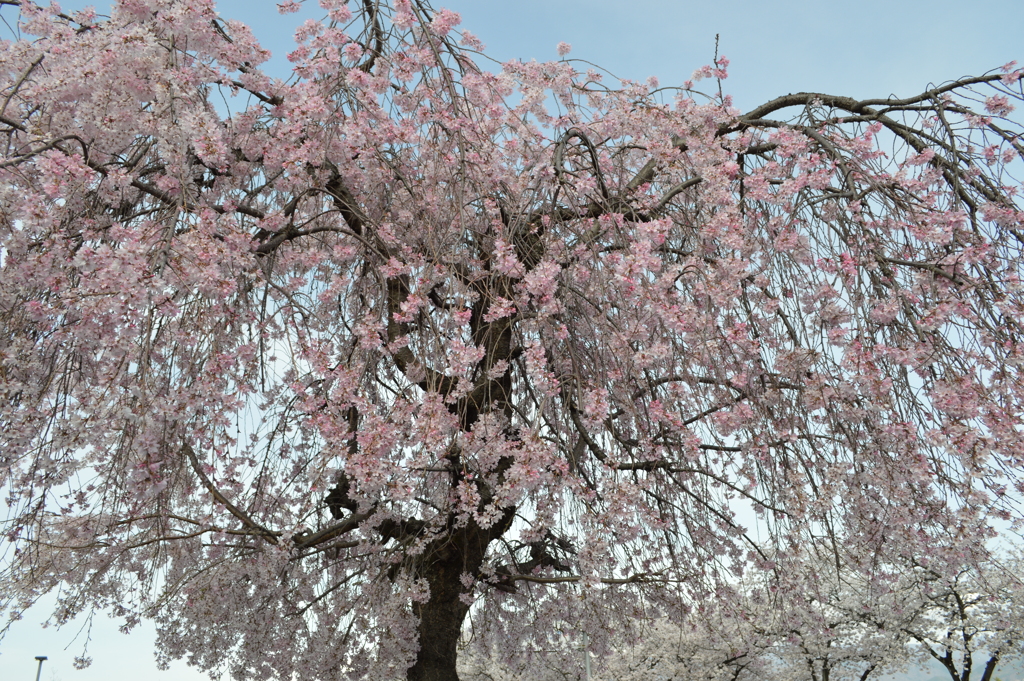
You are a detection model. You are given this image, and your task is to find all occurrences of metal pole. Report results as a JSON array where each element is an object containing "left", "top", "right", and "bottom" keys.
[
  {"left": 583, "top": 632, "right": 591, "bottom": 681},
  {"left": 34, "top": 656, "right": 47, "bottom": 681}
]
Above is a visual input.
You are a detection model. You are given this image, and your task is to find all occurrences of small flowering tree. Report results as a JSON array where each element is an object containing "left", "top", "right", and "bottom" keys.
[
  {"left": 585, "top": 608, "right": 768, "bottom": 681},
  {"left": 456, "top": 558, "right": 904, "bottom": 681},
  {"left": 734, "top": 549, "right": 1024, "bottom": 681},
  {"left": 746, "top": 557, "right": 910, "bottom": 681},
  {"left": 587, "top": 559, "right": 906, "bottom": 681},
  {"left": 457, "top": 594, "right": 770, "bottom": 681},
  {"left": 866, "top": 554, "right": 1024, "bottom": 681},
  {"left": 2, "top": 1, "right": 1024, "bottom": 680}
]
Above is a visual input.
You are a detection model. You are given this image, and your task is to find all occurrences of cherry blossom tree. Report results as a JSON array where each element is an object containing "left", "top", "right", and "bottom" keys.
[
  {"left": 737, "top": 548, "right": 1024, "bottom": 681},
  {"left": 458, "top": 614, "right": 763, "bottom": 681},
  {"left": 745, "top": 553, "right": 911, "bottom": 681},
  {"left": 861, "top": 553, "right": 1024, "bottom": 681},
  {"left": 458, "top": 554, "right": 906, "bottom": 681},
  {"left": 584, "top": 556, "right": 906, "bottom": 681},
  {"left": 2, "top": 1, "right": 1024, "bottom": 680},
  {"left": 580, "top": 605, "right": 766, "bottom": 681}
]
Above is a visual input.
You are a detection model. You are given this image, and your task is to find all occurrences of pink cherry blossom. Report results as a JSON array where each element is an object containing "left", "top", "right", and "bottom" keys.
[
  {"left": 429, "top": 8, "right": 460, "bottom": 36},
  {"left": 985, "top": 94, "right": 1015, "bottom": 116},
  {"left": 1, "top": 2, "right": 1023, "bottom": 680}
]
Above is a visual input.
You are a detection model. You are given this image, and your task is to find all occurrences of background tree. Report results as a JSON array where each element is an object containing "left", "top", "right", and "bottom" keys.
[
  {"left": 583, "top": 555, "right": 908, "bottom": 681},
  {"left": 749, "top": 551, "right": 912, "bottom": 681},
  {"left": 456, "top": 552, "right": 912, "bottom": 681},
  {"left": 2, "top": 1, "right": 1024, "bottom": 680},
  {"left": 458, "top": 604, "right": 765, "bottom": 681},
  {"left": 581, "top": 602, "right": 767, "bottom": 681},
  {"left": 739, "top": 547, "right": 1024, "bottom": 681},
  {"left": 865, "top": 553, "right": 1024, "bottom": 681},
  {"left": 517, "top": 549, "right": 1024, "bottom": 681}
]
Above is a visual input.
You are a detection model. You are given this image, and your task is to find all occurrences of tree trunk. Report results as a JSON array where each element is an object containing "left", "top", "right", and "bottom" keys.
[
  {"left": 406, "top": 522, "right": 495, "bottom": 681},
  {"left": 407, "top": 573, "right": 470, "bottom": 681}
]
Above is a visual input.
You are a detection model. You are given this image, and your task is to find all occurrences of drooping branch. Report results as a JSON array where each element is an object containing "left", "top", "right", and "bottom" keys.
[
  {"left": 182, "top": 443, "right": 280, "bottom": 545},
  {"left": 735, "top": 75, "right": 1010, "bottom": 123}
]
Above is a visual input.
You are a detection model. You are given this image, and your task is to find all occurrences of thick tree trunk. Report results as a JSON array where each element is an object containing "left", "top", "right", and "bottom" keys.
[
  {"left": 407, "top": 572, "right": 470, "bottom": 681},
  {"left": 406, "top": 521, "right": 498, "bottom": 681}
]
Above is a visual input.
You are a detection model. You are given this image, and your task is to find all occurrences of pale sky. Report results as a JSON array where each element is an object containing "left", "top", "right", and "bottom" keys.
[{"left": 2, "top": 1, "right": 1022, "bottom": 680}]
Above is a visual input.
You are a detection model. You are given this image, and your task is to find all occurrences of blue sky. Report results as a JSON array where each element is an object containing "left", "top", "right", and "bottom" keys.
[
  {"left": 2, "top": 1, "right": 1023, "bottom": 680},
  {"left": 208, "top": 0, "right": 1024, "bottom": 110}
]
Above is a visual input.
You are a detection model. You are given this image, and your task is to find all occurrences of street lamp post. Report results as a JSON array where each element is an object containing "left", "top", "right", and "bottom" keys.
[
  {"left": 34, "top": 656, "right": 47, "bottom": 681},
  {"left": 582, "top": 632, "right": 591, "bottom": 681}
]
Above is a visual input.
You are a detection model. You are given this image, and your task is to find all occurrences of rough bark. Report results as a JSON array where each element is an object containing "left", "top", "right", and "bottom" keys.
[{"left": 407, "top": 522, "right": 497, "bottom": 681}]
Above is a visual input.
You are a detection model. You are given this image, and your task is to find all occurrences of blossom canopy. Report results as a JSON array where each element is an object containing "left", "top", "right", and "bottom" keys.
[{"left": 1, "top": 1, "right": 1024, "bottom": 680}]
